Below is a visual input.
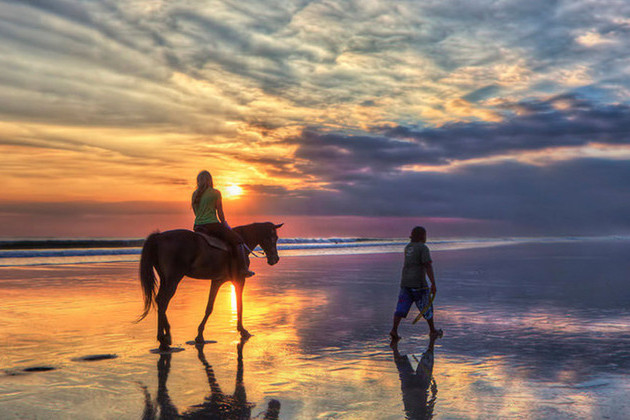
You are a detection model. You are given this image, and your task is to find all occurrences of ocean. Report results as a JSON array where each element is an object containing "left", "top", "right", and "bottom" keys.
[{"left": 1, "top": 235, "right": 626, "bottom": 267}]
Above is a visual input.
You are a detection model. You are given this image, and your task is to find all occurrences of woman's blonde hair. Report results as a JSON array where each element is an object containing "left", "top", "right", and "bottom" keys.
[{"left": 192, "top": 170, "right": 213, "bottom": 209}]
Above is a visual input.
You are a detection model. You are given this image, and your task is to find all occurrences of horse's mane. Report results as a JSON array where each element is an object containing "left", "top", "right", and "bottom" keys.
[{"left": 233, "top": 222, "right": 274, "bottom": 247}]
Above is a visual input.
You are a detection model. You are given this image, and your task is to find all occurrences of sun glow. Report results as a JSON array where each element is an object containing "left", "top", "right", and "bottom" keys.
[{"left": 224, "top": 184, "right": 243, "bottom": 199}]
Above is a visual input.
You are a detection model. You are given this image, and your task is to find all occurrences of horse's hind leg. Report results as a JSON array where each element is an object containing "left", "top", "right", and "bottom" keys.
[
  {"left": 195, "top": 280, "right": 222, "bottom": 344},
  {"left": 156, "top": 275, "right": 182, "bottom": 351}
]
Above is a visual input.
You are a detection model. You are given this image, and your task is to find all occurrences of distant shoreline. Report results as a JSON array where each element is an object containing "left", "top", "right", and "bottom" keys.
[
  {"left": 1, "top": 235, "right": 629, "bottom": 268},
  {"left": 2, "top": 234, "right": 629, "bottom": 250}
]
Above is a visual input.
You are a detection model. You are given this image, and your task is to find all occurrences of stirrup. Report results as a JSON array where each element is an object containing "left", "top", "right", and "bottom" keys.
[{"left": 240, "top": 269, "right": 255, "bottom": 278}]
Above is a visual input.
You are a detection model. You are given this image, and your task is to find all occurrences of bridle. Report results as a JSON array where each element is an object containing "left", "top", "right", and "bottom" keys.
[
  {"left": 245, "top": 244, "right": 266, "bottom": 258},
  {"left": 245, "top": 230, "right": 279, "bottom": 262}
]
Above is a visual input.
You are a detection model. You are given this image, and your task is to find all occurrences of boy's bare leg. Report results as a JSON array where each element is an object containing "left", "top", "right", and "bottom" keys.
[
  {"left": 390, "top": 315, "right": 402, "bottom": 341},
  {"left": 426, "top": 317, "right": 443, "bottom": 338}
]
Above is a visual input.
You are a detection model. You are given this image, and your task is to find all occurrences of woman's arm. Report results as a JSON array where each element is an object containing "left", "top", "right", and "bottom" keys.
[{"left": 216, "top": 192, "right": 227, "bottom": 225}]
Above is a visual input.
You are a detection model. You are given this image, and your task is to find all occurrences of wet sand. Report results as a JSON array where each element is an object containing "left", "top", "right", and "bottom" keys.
[{"left": 1, "top": 240, "right": 630, "bottom": 419}]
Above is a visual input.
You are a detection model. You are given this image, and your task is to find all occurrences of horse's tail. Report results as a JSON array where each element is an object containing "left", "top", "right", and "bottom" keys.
[{"left": 136, "top": 231, "right": 160, "bottom": 323}]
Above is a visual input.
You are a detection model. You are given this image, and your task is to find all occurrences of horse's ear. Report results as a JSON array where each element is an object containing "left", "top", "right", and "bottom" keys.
[{"left": 275, "top": 223, "right": 284, "bottom": 229}]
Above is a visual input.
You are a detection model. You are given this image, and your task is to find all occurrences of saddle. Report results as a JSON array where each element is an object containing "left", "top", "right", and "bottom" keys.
[{"left": 195, "top": 232, "right": 230, "bottom": 252}]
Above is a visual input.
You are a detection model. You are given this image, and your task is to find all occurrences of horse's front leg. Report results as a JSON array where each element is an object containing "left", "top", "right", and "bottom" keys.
[
  {"left": 234, "top": 279, "right": 251, "bottom": 338},
  {"left": 196, "top": 280, "right": 222, "bottom": 344}
]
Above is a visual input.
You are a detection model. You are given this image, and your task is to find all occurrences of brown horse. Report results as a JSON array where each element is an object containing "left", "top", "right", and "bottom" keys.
[{"left": 137, "top": 222, "right": 283, "bottom": 350}]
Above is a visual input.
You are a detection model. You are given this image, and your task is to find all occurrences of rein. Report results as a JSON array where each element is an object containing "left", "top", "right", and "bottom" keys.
[{"left": 245, "top": 244, "right": 266, "bottom": 258}]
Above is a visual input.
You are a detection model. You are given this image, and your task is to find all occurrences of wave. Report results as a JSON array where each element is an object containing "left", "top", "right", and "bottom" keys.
[
  {"left": 0, "top": 236, "right": 382, "bottom": 250},
  {"left": 278, "top": 237, "right": 376, "bottom": 244},
  {"left": 0, "top": 239, "right": 403, "bottom": 259},
  {"left": 1, "top": 235, "right": 628, "bottom": 267}
]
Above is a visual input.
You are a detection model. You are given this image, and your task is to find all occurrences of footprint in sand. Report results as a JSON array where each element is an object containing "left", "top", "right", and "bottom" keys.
[
  {"left": 4, "top": 366, "right": 56, "bottom": 376},
  {"left": 73, "top": 354, "right": 118, "bottom": 362},
  {"left": 23, "top": 366, "right": 56, "bottom": 372},
  {"left": 149, "top": 347, "right": 185, "bottom": 354},
  {"left": 185, "top": 340, "right": 217, "bottom": 345}
]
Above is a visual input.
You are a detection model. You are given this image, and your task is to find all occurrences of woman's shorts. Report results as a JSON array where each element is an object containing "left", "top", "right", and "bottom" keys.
[
  {"left": 194, "top": 222, "right": 243, "bottom": 247},
  {"left": 394, "top": 287, "right": 433, "bottom": 320}
]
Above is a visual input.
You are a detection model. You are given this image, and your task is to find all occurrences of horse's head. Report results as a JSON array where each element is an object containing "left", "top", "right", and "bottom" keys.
[{"left": 258, "top": 222, "right": 283, "bottom": 265}]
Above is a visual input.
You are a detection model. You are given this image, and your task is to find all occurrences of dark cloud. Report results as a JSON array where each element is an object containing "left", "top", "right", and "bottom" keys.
[
  {"left": 276, "top": 96, "right": 630, "bottom": 183},
  {"left": 240, "top": 96, "right": 630, "bottom": 235},
  {"left": 285, "top": 130, "right": 426, "bottom": 181},
  {"left": 385, "top": 95, "right": 630, "bottom": 159},
  {"left": 243, "top": 158, "right": 630, "bottom": 235}
]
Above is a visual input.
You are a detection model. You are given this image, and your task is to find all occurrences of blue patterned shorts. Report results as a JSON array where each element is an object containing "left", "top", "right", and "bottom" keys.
[{"left": 395, "top": 287, "right": 433, "bottom": 320}]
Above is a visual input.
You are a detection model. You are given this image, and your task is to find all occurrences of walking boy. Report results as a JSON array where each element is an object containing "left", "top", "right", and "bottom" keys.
[{"left": 390, "top": 226, "right": 442, "bottom": 341}]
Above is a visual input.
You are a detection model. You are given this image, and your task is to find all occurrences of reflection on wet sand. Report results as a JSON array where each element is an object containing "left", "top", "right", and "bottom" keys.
[
  {"left": 143, "top": 338, "right": 280, "bottom": 419},
  {"left": 391, "top": 335, "right": 438, "bottom": 420},
  {"left": 2, "top": 243, "right": 630, "bottom": 418}
]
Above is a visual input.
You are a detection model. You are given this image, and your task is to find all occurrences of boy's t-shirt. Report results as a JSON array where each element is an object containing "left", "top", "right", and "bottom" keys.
[{"left": 400, "top": 242, "right": 432, "bottom": 288}]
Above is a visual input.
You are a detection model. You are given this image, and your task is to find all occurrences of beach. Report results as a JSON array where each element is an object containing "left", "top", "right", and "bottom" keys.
[{"left": 1, "top": 239, "right": 630, "bottom": 419}]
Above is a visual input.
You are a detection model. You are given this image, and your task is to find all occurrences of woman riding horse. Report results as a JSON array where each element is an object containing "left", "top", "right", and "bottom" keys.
[
  {"left": 136, "top": 173, "right": 283, "bottom": 350},
  {"left": 192, "top": 170, "right": 254, "bottom": 278}
]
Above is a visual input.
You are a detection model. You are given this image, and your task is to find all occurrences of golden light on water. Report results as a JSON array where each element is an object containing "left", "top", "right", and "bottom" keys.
[
  {"left": 0, "top": 258, "right": 624, "bottom": 419},
  {"left": 230, "top": 282, "right": 237, "bottom": 312}
]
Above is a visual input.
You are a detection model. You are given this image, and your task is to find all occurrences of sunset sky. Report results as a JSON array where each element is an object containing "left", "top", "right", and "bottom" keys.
[{"left": 1, "top": 0, "right": 630, "bottom": 238}]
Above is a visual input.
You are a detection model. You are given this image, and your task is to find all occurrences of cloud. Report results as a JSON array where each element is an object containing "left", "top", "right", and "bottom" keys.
[
  {"left": 0, "top": 200, "right": 187, "bottom": 216},
  {"left": 230, "top": 96, "right": 630, "bottom": 234},
  {"left": 242, "top": 157, "right": 630, "bottom": 235},
  {"left": 19, "top": 92, "right": 619, "bottom": 235},
  {"left": 2, "top": 0, "right": 630, "bottom": 236},
  {"left": 3, "top": 0, "right": 628, "bottom": 132},
  {"left": 3, "top": 0, "right": 630, "bottom": 136},
  {"left": 273, "top": 96, "right": 630, "bottom": 184}
]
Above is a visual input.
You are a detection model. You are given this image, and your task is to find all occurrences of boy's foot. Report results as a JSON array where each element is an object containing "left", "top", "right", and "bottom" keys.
[
  {"left": 240, "top": 269, "right": 255, "bottom": 278},
  {"left": 389, "top": 331, "right": 401, "bottom": 341},
  {"left": 429, "top": 328, "right": 443, "bottom": 339}
]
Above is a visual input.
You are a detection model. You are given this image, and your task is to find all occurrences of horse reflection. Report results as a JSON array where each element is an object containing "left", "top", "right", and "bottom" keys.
[
  {"left": 391, "top": 335, "right": 438, "bottom": 420},
  {"left": 142, "top": 339, "right": 280, "bottom": 419}
]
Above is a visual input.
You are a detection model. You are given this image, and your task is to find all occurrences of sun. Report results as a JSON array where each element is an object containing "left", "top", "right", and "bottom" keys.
[{"left": 224, "top": 184, "right": 243, "bottom": 198}]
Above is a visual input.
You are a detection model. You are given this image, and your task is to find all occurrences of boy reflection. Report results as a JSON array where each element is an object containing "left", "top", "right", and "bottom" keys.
[
  {"left": 143, "top": 338, "right": 280, "bottom": 419},
  {"left": 391, "top": 334, "right": 438, "bottom": 419}
]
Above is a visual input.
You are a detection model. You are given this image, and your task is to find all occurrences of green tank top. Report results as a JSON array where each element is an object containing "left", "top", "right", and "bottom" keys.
[{"left": 193, "top": 188, "right": 220, "bottom": 225}]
